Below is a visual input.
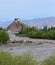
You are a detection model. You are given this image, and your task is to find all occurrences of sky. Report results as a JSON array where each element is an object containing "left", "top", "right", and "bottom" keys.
[{"left": 0, "top": 0, "right": 55, "bottom": 21}]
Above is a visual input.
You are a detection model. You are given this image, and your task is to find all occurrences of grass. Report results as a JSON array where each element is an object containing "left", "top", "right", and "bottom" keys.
[
  {"left": 0, "top": 52, "right": 14, "bottom": 65},
  {"left": 0, "top": 51, "right": 55, "bottom": 65},
  {"left": 40, "top": 56, "right": 55, "bottom": 65},
  {"left": 0, "top": 51, "right": 38, "bottom": 65}
]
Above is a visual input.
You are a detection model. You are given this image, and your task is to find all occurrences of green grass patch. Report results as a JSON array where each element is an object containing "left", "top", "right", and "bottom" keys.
[
  {"left": 40, "top": 56, "right": 55, "bottom": 65},
  {"left": 0, "top": 51, "right": 38, "bottom": 65},
  {"left": 0, "top": 51, "right": 55, "bottom": 65}
]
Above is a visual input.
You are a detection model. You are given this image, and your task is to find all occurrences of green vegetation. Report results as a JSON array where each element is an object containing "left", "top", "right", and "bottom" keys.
[
  {"left": 40, "top": 56, "right": 55, "bottom": 65},
  {"left": 16, "top": 27, "right": 37, "bottom": 37},
  {"left": 0, "top": 27, "right": 5, "bottom": 30},
  {"left": 16, "top": 26, "right": 55, "bottom": 39},
  {"left": 0, "top": 52, "right": 14, "bottom": 65},
  {"left": 0, "top": 52, "right": 38, "bottom": 65},
  {"left": 0, "top": 51, "right": 55, "bottom": 65},
  {"left": 0, "top": 30, "right": 9, "bottom": 44}
]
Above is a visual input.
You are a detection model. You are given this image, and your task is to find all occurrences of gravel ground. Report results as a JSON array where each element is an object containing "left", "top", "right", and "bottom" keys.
[
  {"left": 0, "top": 33, "right": 55, "bottom": 61},
  {"left": 0, "top": 43, "right": 55, "bottom": 61}
]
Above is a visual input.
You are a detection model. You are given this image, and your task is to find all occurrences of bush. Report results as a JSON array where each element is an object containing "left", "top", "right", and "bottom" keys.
[
  {"left": 0, "top": 30, "right": 9, "bottom": 43},
  {"left": 42, "top": 30, "right": 55, "bottom": 39},
  {"left": 28, "top": 30, "right": 43, "bottom": 38},
  {"left": 40, "top": 56, "right": 55, "bottom": 65},
  {"left": 0, "top": 52, "right": 38, "bottom": 65},
  {"left": 48, "top": 30, "right": 55, "bottom": 39},
  {"left": 41, "top": 32, "right": 50, "bottom": 39},
  {"left": 16, "top": 26, "right": 55, "bottom": 39},
  {"left": 16, "top": 27, "right": 37, "bottom": 37}
]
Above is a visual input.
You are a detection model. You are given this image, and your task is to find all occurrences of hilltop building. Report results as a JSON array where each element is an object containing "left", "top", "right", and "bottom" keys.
[{"left": 7, "top": 18, "right": 29, "bottom": 33}]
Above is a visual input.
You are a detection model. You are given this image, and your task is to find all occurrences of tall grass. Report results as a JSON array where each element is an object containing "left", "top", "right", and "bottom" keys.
[
  {"left": 0, "top": 51, "right": 55, "bottom": 65},
  {"left": 0, "top": 52, "right": 14, "bottom": 65},
  {"left": 40, "top": 56, "right": 55, "bottom": 65},
  {"left": 0, "top": 52, "right": 38, "bottom": 65}
]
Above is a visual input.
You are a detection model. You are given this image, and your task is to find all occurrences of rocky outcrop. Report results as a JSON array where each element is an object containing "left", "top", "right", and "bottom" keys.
[{"left": 7, "top": 18, "right": 29, "bottom": 33}]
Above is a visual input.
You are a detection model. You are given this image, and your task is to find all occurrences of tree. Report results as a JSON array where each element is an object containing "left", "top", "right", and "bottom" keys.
[{"left": 42, "top": 25, "right": 48, "bottom": 31}]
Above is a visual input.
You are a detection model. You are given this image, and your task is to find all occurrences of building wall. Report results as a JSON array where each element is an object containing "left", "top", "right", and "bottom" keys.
[
  {"left": 7, "top": 22, "right": 22, "bottom": 32},
  {"left": 7, "top": 18, "right": 29, "bottom": 33}
]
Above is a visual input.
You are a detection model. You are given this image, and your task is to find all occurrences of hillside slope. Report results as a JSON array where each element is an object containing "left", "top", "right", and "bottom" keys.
[{"left": 22, "top": 17, "right": 55, "bottom": 28}]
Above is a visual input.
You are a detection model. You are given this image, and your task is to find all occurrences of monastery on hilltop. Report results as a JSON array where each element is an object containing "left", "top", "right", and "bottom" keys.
[{"left": 7, "top": 18, "right": 29, "bottom": 33}]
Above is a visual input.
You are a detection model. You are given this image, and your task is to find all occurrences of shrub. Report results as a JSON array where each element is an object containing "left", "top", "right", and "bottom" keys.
[
  {"left": 0, "top": 30, "right": 9, "bottom": 44},
  {"left": 16, "top": 27, "right": 37, "bottom": 37},
  {"left": 16, "top": 26, "right": 55, "bottom": 39},
  {"left": 41, "top": 32, "right": 49, "bottom": 39},
  {"left": 29, "top": 30, "right": 43, "bottom": 38},
  {"left": 48, "top": 30, "right": 55, "bottom": 39}
]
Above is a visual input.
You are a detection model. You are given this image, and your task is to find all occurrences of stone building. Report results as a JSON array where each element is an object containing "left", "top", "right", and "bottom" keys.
[{"left": 7, "top": 18, "right": 29, "bottom": 33}]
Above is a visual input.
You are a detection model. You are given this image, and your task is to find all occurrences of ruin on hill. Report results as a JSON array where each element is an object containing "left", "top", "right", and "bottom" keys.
[{"left": 7, "top": 18, "right": 29, "bottom": 33}]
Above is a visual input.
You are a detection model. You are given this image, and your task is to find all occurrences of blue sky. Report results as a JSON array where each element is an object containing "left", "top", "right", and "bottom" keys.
[{"left": 0, "top": 0, "right": 55, "bottom": 21}]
